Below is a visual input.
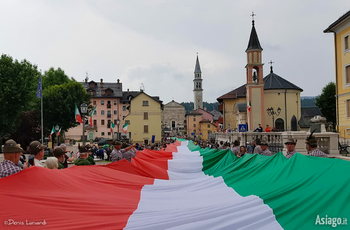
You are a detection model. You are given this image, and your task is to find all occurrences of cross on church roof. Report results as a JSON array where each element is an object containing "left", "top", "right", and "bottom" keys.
[
  {"left": 268, "top": 60, "right": 274, "bottom": 73},
  {"left": 250, "top": 12, "right": 256, "bottom": 23}
]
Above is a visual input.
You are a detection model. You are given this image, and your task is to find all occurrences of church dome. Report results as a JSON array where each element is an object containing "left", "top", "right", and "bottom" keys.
[{"left": 263, "top": 66, "right": 303, "bottom": 91}]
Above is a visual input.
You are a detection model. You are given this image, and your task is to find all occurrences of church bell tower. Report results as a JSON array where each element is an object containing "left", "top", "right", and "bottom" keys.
[
  {"left": 246, "top": 14, "right": 265, "bottom": 130},
  {"left": 193, "top": 55, "right": 203, "bottom": 110}
]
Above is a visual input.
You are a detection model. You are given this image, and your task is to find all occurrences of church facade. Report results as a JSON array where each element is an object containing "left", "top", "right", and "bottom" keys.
[{"left": 217, "top": 19, "right": 303, "bottom": 131}]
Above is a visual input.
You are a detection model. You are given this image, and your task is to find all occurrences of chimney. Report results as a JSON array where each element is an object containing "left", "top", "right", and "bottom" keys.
[
  {"left": 85, "top": 77, "right": 88, "bottom": 83},
  {"left": 100, "top": 78, "right": 103, "bottom": 88},
  {"left": 117, "top": 79, "right": 120, "bottom": 89},
  {"left": 127, "top": 88, "right": 129, "bottom": 92}
]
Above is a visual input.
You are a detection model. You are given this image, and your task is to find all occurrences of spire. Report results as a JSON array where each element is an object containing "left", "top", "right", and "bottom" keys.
[
  {"left": 194, "top": 54, "right": 202, "bottom": 73},
  {"left": 246, "top": 17, "right": 263, "bottom": 52}
]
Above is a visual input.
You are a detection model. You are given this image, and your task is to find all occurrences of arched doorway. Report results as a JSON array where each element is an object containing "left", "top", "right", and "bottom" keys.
[{"left": 275, "top": 118, "right": 284, "bottom": 132}]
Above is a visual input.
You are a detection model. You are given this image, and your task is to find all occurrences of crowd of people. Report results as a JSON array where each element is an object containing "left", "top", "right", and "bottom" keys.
[
  {"left": 189, "top": 132, "right": 327, "bottom": 159},
  {"left": 0, "top": 133, "right": 327, "bottom": 179}
]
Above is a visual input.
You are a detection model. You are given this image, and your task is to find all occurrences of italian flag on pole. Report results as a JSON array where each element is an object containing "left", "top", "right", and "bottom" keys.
[
  {"left": 247, "top": 100, "right": 251, "bottom": 112},
  {"left": 0, "top": 140, "right": 349, "bottom": 229},
  {"left": 122, "top": 122, "right": 128, "bottom": 134},
  {"left": 49, "top": 125, "right": 55, "bottom": 141},
  {"left": 89, "top": 106, "right": 96, "bottom": 127},
  {"left": 75, "top": 103, "right": 83, "bottom": 124}
]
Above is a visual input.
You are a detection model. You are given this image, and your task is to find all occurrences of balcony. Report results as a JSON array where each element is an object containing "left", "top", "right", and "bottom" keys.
[
  {"left": 85, "top": 125, "right": 97, "bottom": 130},
  {"left": 107, "top": 104, "right": 111, "bottom": 109}
]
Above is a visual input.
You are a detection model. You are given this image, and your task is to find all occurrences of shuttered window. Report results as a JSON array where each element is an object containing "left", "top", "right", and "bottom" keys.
[
  {"left": 347, "top": 100, "right": 350, "bottom": 118},
  {"left": 144, "top": 125, "right": 149, "bottom": 133},
  {"left": 346, "top": 65, "right": 350, "bottom": 85}
]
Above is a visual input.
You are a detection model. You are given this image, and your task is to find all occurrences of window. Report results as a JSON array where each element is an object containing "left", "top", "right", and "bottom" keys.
[
  {"left": 93, "top": 110, "right": 97, "bottom": 115},
  {"left": 114, "top": 110, "right": 117, "bottom": 115},
  {"left": 345, "top": 36, "right": 349, "bottom": 51},
  {"left": 93, "top": 120, "right": 97, "bottom": 126},
  {"left": 346, "top": 65, "right": 350, "bottom": 85},
  {"left": 144, "top": 112, "right": 148, "bottom": 120},
  {"left": 172, "top": 121, "right": 175, "bottom": 128},
  {"left": 101, "top": 100, "right": 104, "bottom": 105},
  {"left": 194, "top": 130, "right": 196, "bottom": 134},
  {"left": 107, "top": 110, "right": 111, "bottom": 118},
  {"left": 108, "top": 132, "right": 111, "bottom": 135},
  {"left": 142, "top": 100, "right": 149, "bottom": 106},
  {"left": 107, "top": 120, "right": 111, "bottom": 128},
  {"left": 193, "top": 124, "right": 196, "bottom": 127},
  {"left": 347, "top": 129, "right": 350, "bottom": 135},
  {"left": 114, "top": 100, "right": 117, "bottom": 105},
  {"left": 123, "top": 106, "right": 126, "bottom": 111},
  {"left": 93, "top": 101, "right": 96, "bottom": 105},
  {"left": 101, "top": 110, "right": 105, "bottom": 115},
  {"left": 101, "top": 132, "right": 105, "bottom": 136},
  {"left": 107, "top": 101, "right": 111, "bottom": 108},
  {"left": 114, "top": 120, "right": 118, "bottom": 125},
  {"left": 347, "top": 100, "right": 350, "bottom": 118},
  {"left": 208, "top": 124, "right": 210, "bottom": 128},
  {"left": 193, "top": 118, "right": 196, "bottom": 121},
  {"left": 101, "top": 120, "right": 105, "bottom": 125},
  {"left": 144, "top": 125, "right": 149, "bottom": 133}
]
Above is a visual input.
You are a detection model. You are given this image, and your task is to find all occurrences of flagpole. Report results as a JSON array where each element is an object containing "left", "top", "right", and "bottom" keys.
[{"left": 39, "top": 70, "right": 44, "bottom": 144}]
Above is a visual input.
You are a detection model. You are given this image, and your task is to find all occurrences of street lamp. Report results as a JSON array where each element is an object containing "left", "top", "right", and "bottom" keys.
[
  {"left": 80, "top": 103, "right": 88, "bottom": 145},
  {"left": 55, "top": 124, "right": 60, "bottom": 147},
  {"left": 266, "top": 107, "right": 281, "bottom": 130},
  {"left": 116, "top": 117, "right": 120, "bottom": 140}
]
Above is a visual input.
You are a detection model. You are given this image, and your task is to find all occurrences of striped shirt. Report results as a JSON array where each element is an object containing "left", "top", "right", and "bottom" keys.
[
  {"left": 0, "top": 160, "right": 22, "bottom": 179},
  {"left": 285, "top": 149, "right": 297, "bottom": 159},
  {"left": 309, "top": 148, "right": 327, "bottom": 158}
]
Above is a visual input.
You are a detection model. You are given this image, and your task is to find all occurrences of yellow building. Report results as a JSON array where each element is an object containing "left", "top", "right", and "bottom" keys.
[
  {"left": 324, "top": 11, "right": 350, "bottom": 139},
  {"left": 199, "top": 120, "right": 217, "bottom": 140},
  {"left": 125, "top": 92, "right": 163, "bottom": 145}
]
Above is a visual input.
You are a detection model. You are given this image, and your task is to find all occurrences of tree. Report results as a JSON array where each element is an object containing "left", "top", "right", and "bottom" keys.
[
  {"left": 42, "top": 67, "right": 75, "bottom": 90},
  {"left": 42, "top": 81, "right": 91, "bottom": 136},
  {"left": 0, "top": 54, "right": 39, "bottom": 138},
  {"left": 315, "top": 82, "right": 336, "bottom": 125},
  {"left": 9, "top": 110, "right": 41, "bottom": 149}
]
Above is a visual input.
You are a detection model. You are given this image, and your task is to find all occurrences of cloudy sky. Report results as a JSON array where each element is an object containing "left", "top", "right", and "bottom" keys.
[{"left": 0, "top": 1, "right": 349, "bottom": 103}]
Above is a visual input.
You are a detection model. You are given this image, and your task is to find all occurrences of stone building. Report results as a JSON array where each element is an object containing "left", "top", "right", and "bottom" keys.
[{"left": 161, "top": 100, "right": 186, "bottom": 136}]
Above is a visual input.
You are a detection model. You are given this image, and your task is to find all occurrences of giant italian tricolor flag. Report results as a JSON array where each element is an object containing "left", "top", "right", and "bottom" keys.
[{"left": 0, "top": 139, "right": 349, "bottom": 229}]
